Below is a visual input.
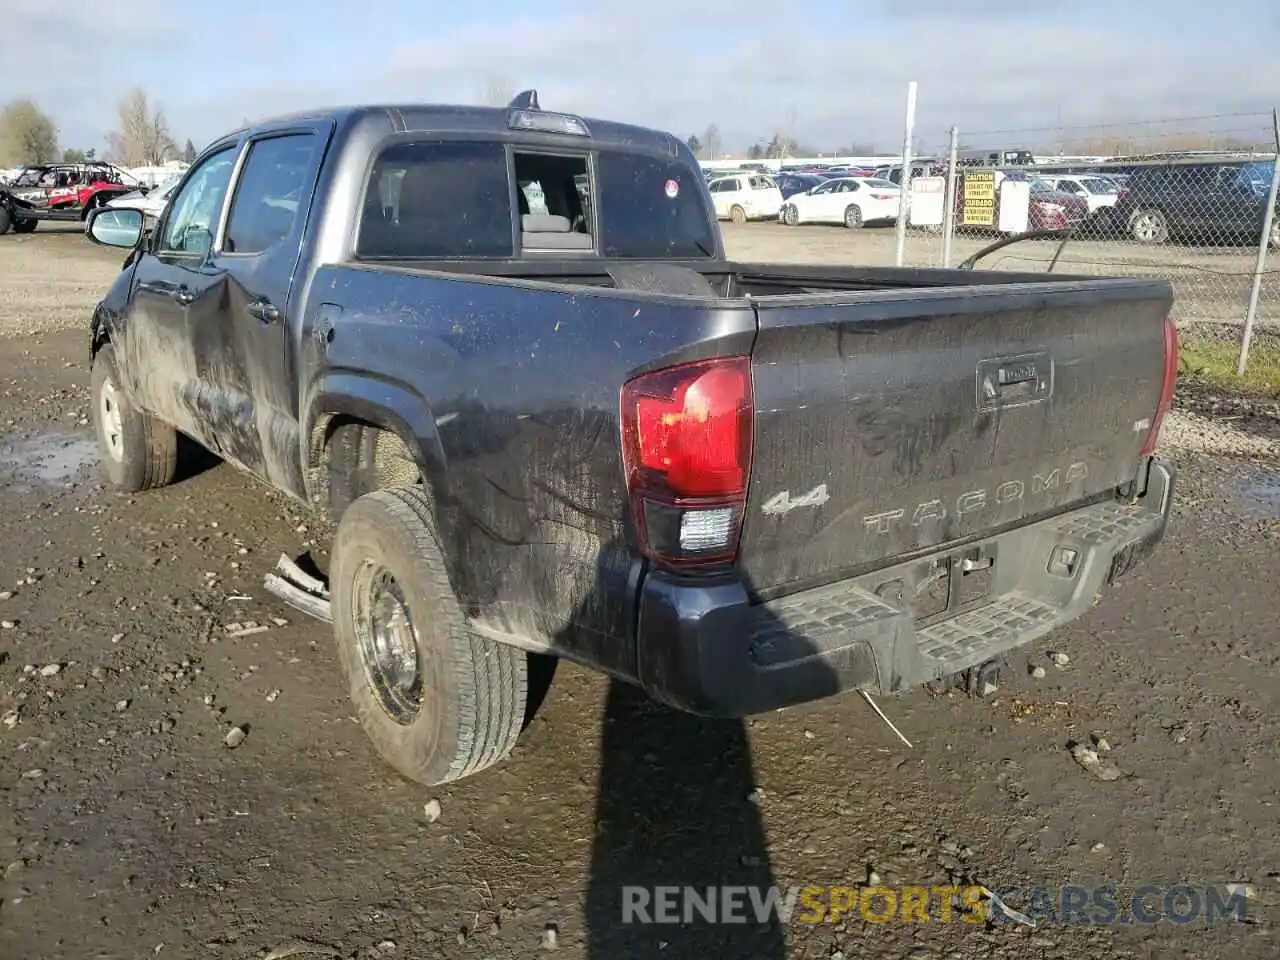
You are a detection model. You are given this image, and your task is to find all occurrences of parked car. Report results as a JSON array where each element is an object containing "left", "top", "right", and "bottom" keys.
[
  {"left": 707, "top": 173, "right": 784, "bottom": 222},
  {"left": 82, "top": 93, "right": 1178, "bottom": 788},
  {"left": 773, "top": 172, "right": 826, "bottom": 199},
  {"left": 1025, "top": 176, "right": 1092, "bottom": 230},
  {"left": 1033, "top": 174, "right": 1121, "bottom": 217},
  {"left": 1112, "top": 159, "right": 1279, "bottom": 248},
  {"left": 780, "top": 176, "right": 901, "bottom": 228}
]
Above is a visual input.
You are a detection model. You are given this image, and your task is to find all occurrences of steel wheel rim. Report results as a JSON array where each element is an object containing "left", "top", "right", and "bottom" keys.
[
  {"left": 352, "top": 561, "right": 423, "bottom": 723},
  {"left": 99, "top": 379, "right": 125, "bottom": 462}
]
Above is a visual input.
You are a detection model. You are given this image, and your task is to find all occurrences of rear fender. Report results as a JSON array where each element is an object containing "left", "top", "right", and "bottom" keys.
[{"left": 304, "top": 373, "right": 448, "bottom": 508}]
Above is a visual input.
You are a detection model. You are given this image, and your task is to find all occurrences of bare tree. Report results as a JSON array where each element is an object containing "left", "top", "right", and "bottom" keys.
[
  {"left": 482, "top": 74, "right": 515, "bottom": 107},
  {"left": 106, "top": 88, "right": 176, "bottom": 166},
  {"left": 701, "top": 124, "right": 722, "bottom": 161},
  {"left": 0, "top": 99, "right": 58, "bottom": 165}
]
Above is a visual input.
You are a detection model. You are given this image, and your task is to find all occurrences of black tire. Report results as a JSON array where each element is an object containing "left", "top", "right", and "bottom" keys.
[
  {"left": 331, "top": 486, "right": 527, "bottom": 786},
  {"left": 1129, "top": 208, "right": 1169, "bottom": 244},
  {"left": 0, "top": 205, "right": 10, "bottom": 236},
  {"left": 1269, "top": 218, "right": 1279, "bottom": 251},
  {"left": 844, "top": 204, "right": 863, "bottom": 229},
  {"left": 12, "top": 219, "right": 36, "bottom": 234},
  {"left": 729, "top": 205, "right": 747, "bottom": 224},
  {"left": 90, "top": 344, "right": 178, "bottom": 491},
  {"left": 783, "top": 204, "right": 798, "bottom": 226}
]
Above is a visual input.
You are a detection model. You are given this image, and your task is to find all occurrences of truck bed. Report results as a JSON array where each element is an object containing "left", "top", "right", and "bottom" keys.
[{"left": 305, "top": 257, "right": 1172, "bottom": 675}]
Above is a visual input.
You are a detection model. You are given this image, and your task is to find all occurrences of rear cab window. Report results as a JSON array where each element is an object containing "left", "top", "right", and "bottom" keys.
[{"left": 355, "top": 138, "right": 716, "bottom": 261}]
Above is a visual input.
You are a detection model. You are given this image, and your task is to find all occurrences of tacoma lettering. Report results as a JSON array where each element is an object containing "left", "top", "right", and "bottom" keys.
[{"left": 862, "top": 462, "right": 1089, "bottom": 534}]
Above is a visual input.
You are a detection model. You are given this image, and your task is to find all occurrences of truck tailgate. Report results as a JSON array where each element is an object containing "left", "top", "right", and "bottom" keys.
[{"left": 740, "top": 278, "right": 1174, "bottom": 597}]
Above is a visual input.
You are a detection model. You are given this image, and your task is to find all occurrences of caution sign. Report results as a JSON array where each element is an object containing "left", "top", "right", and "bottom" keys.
[{"left": 961, "top": 171, "right": 996, "bottom": 226}]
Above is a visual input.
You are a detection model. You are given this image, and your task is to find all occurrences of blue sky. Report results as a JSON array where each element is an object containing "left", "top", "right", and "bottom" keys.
[{"left": 4, "top": 0, "right": 1278, "bottom": 158}]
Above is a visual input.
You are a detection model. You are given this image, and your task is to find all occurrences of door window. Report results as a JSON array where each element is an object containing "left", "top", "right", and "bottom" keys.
[
  {"left": 223, "top": 134, "right": 318, "bottom": 255},
  {"left": 159, "top": 146, "right": 239, "bottom": 257}
]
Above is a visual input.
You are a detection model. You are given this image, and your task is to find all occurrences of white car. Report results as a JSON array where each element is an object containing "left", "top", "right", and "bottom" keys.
[
  {"left": 105, "top": 175, "right": 182, "bottom": 227},
  {"left": 707, "top": 174, "right": 784, "bottom": 223},
  {"left": 780, "top": 177, "right": 901, "bottom": 228},
  {"left": 1033, "top": 175, "right": 1120, "bottom": 216}
]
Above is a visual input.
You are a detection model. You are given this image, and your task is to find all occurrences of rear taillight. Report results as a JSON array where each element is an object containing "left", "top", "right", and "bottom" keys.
[
  {"left": 1141, "top": 315, "right": 1179, "bottom": 457},
  {"left": 620, "top": 357, "right": 753, "bottom": 568}
]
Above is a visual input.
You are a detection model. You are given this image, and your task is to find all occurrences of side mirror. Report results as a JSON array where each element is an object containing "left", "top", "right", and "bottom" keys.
[{"left": 86, "top": 207, "right": 144, "bottom": 249}]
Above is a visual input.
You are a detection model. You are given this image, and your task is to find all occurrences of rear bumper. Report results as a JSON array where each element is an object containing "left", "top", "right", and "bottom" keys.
[{"left": 635, "top": 457, "right": 1175, "bottom": 717}]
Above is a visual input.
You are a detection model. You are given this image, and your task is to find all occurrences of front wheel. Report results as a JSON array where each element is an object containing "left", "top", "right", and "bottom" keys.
[
  {"left": 1269, "top": 218, "right": 1279, "bottom": 250},
  {"left": 90, "top": 344, "right": 178, "bottom": 491},
  {"left": 330, "top": 487, "right": 528, "bottom": 786},
  {"left": 782, "top": 204, "right": 799, "bottom": 226},
  {"left": 729, "top": 205, "right": 747, "bottom": 224}
]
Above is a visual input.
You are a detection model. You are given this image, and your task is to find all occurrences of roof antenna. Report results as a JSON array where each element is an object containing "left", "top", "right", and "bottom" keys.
[{"left": 508, "top": 89, "right": 539, "bottom": 111}]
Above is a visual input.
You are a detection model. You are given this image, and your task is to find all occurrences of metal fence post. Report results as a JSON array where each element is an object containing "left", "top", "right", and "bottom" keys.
[
  {"left": 942, "top": 126, "right": 960, "bottom": 268},
  {"left": 894, "top": 81, "right": 918, "bottom": 268},
  {"left": 1237, "top": 107, "right": 1280, "bottom": 377}
]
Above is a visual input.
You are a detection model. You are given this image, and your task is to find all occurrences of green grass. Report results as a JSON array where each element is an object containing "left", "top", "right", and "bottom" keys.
[{"left": 1178, "top": 330, "right": 1280, "bottom": 397}]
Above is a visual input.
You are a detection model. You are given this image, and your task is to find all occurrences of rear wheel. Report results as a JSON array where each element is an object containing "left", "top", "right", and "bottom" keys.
[
  {"left": 1269, "top": 218, "right": 1279, "bottom": 250},
  {"left": 844, "top": 204, "right": 863, "bottom": 229},
  {"left": 1129, "top": 208, "right": 1169, "bottom": 244},
  {"left": 12, "top": 219, "right": 36, "bottom": 234},
  {"left": 783, "top": 204, "right": 799, "bottom": 226},
  {"left": 730, "top": 205, "right": 747, "bottom": 224},
  {"left": 0, "top": 206, "right": 10, "bottom": 235},
  {"left": 90, "top": 344, "right": 178, "bottom": 491},
  {"left": 331, "top": 486, "right": 528, "bottom": 786}
]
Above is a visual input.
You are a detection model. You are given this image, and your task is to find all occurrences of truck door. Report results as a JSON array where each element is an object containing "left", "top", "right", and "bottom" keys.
[
  {"left": 198, "top": 124, "right": 330, "bottom": 495},
  {"left": 126, "top": 143, "right": 241, "bottom": 442}
]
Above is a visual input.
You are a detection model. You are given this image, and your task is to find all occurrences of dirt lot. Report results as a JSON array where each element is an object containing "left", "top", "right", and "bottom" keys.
[{"left": 0, "top": 226, "right": 1278, "bottom": 960}]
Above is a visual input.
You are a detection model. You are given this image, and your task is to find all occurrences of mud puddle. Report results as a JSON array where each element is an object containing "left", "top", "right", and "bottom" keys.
[
  {"left": 0, "top": 429, "right": 100, "bottom": 490},
  {"left": 1236, "top": 468, "right": 1280, "bottom": 518}
]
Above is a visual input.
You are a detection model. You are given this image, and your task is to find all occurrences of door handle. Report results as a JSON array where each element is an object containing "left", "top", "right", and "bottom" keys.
[
  {"left": 170, "top": 286, "right": 196, "bottom": 306},
  {"left": 246, "top": 300, "right": 280, "bottom": 324}
]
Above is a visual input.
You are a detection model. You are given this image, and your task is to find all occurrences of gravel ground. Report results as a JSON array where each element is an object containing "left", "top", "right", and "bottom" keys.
[{"left": 0, "top": 226, "right": 1278, "bottom": 960}]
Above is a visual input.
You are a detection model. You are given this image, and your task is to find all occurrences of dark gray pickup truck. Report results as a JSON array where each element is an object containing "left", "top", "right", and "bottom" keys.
[{"left": 83, "top": 92, "right": 1178, "bottom": 787}]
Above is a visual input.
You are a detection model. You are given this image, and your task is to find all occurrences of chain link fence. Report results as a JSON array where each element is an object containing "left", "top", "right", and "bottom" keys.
[{"left": 895, "top": 112, "right": 1280, "bottom": 378}]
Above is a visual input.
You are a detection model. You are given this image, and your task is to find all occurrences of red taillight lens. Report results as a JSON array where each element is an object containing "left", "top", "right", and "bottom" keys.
[
  {"left": 1141, "top": 315, "right": 1179, "bottom": 457},
  {"left": 620, "top": 357, "right": 754, "bottom": 566}
]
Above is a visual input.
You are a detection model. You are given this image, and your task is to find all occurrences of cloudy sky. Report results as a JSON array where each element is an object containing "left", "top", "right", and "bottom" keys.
[{"left": 4, "top": 0, "right": 1278, "bottom": 158}]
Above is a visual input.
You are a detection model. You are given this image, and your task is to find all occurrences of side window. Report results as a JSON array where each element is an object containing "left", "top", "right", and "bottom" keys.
[
  {"left": 812, "top": 182, "right": 832, "bottom": 195},
  {"left": 223, "top": 134, "right": 318, "bottom": 256},
  {"left": 160, "top": 146, "right": 239, "bottom": 256},
  {"left": 356, "top": 141, "right": 513, "bottom": 259}
]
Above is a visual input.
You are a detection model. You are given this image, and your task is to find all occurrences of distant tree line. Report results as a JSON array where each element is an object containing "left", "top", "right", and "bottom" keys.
[{"left": 0, "top": 89, "right": 195, "bottom": 168}]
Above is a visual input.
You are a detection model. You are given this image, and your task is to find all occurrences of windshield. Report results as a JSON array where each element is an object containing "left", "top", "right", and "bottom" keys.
[
  {"left": 12, "top": 168, "right": 45, "bottom": 187},
  {"left": 1237, "top": 161, "right": 1276, "bottom": 192}
]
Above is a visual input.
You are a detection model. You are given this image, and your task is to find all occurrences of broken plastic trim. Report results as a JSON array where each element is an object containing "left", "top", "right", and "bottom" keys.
[{"left": 262, "top": 553, "right": 332, "bottom": 623}]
